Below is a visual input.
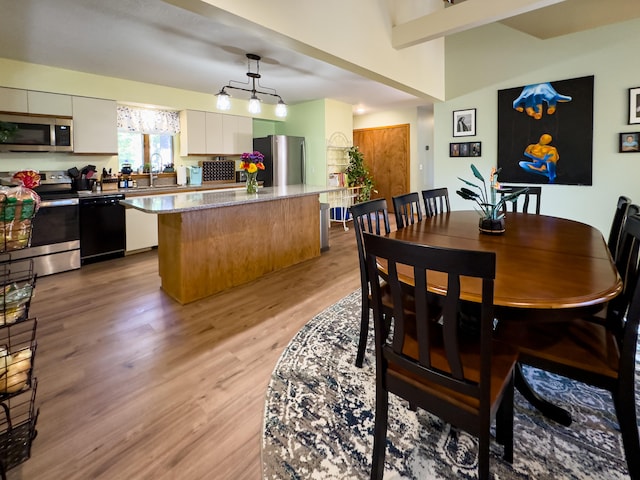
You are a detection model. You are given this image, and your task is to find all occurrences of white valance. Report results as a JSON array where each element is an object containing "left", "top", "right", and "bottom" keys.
[{"left": 117, "top": 105, "right": 180, "bottom": 135}]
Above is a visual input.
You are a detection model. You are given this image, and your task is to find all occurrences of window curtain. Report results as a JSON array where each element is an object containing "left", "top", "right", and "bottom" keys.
[{"left": 117, "top": 105, "right": 180, "bottom": 134}]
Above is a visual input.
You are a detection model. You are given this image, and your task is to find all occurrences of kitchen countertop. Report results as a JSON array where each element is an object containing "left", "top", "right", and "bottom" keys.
[
  {"left": 76, "top": 182, "right": 243, "bottom": 198},
  {"left": 119, "top": 184, "right": 345, "bottom": 214}
]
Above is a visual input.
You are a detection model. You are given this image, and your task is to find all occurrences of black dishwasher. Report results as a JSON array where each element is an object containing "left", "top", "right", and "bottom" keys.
[{"left": 79, "top": 194, "right": 126, "bottom": 264}]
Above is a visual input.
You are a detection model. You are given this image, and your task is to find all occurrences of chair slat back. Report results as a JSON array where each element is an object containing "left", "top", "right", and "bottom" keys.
[
  {"left": 608, "top": 196, "right": 633, "bottom": 261},
  {"left": 610, "top": 213, "right": 640, "bottom": 381},
  {"left": 392, "top": 192, "right": 422, "bottom": 229},
  {"left": 350, "top": 199, "right": 391, "bottom": 294},
  {"left": 421, "top": 188, "right": 450, "bottom": 218},
  {"left": 363, "top": 232, "right": 496, "bottom": 400},
  {"left": 499, "top": 185, "right": 542, "bottom": 214}
]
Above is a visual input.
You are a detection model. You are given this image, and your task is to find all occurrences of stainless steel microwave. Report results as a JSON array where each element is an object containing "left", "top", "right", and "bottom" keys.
[{"left": 0, "top": 113, "right": 73, "bottom": 152}]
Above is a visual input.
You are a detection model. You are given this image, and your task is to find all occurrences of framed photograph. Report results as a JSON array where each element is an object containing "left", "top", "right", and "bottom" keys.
[
  {"left": 453, "top": 108, "right": 476, "bottom": 137},
  {"left": 629, "top": 87, "right": 640, "bottom": 125},
  {"left": 450, "top": 143, "right": 461, "bottom": 157},
  {"left": 470, "top": 142, "right": 482, "bottom": 157},
  {"left": 620, "top": 132, "right": 640, "bottom": 152},
  {"left": 459, "top": 143, "right": 470, "bottom": 157}
]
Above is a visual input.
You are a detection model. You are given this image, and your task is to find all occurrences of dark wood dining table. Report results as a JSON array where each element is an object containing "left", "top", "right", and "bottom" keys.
[{"left": 386, "top": 210, "right": 623, "bottom": 425}]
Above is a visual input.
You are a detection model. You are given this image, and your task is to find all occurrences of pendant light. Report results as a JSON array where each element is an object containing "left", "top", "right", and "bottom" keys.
[{"left": 216, "top": 53, "right": 287, "bottom": 117}]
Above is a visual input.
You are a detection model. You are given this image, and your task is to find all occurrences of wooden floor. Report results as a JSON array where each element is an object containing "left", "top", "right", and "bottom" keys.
[{"left": 7, "top": 222, "right": 361, "bottom": 480}]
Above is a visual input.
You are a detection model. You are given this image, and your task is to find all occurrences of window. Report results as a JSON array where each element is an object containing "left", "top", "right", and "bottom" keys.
[
  {"left": 118, "top": 132, "right": 173, "bottom": 172},
  {"left": 116, "top": 105, "right": 180, "bottom": 172}
]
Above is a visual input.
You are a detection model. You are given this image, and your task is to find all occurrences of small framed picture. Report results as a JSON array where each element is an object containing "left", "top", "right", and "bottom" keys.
[
  {"left": 453, "top": 108, "right": 476, "bottom": 137},
  {"left": 620, "top": 132, "right": 640, "bottom": 152},
  {"left": 470, "top": 142, "right": 482, "bottom": 157},
  {"left": 629, "top": 87, "right": 640, "bottom": 125},
  {"left": 450, "top": 143, "right": 461, "bottom": 157}
]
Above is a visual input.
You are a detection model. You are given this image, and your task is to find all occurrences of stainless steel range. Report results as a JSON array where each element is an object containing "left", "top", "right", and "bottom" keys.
[{"left": 1, "top": 171, "right": 80, "bottom": 276}]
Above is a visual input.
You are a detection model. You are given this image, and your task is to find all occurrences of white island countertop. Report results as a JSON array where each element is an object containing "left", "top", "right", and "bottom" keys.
[{"left": 119, "top": 184, "right": 345, "bottom": 214}]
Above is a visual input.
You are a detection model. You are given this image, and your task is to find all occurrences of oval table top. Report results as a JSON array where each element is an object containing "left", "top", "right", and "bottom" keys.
[{"left": 387, "top": 211, "right": 622, "bottom": 310}]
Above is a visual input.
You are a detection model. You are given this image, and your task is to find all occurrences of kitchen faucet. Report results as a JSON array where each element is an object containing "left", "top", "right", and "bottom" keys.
[{"left": 150, "top": 152, "right": 162, "bottom": 187}]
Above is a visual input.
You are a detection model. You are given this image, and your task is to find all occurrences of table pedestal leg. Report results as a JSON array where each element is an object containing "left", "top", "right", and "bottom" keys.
[{"left": 515, "top": 363, "right": 572, "bottom": 427}]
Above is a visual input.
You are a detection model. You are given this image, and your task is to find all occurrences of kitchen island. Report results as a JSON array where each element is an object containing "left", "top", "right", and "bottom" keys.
[{"left": 120, "top": 184, "right": 343, "bottom": 304}]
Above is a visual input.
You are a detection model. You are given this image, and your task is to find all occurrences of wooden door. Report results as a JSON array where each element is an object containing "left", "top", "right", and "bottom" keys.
[{"left": 353, "top": 124, "right": 410, "bottom": 212}]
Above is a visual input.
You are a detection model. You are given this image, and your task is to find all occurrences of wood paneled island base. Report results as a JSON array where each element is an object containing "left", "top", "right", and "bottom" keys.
[{"left": 158, "top": 195, "right": 320, "bottom": 304}]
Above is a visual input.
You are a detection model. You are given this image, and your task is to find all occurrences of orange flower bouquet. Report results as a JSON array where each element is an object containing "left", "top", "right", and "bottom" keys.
[{"left": 240, "top": 151, "right": 265, "bottom": 193}]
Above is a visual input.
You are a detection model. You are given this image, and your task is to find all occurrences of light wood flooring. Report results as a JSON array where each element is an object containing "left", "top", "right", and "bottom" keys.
[{"left": 7, "top": 222, "right": 361, "bottom": 480}]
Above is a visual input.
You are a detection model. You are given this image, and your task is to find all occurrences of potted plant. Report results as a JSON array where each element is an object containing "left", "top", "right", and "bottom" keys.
[
  {"left": 163, "top": 163, "right": 175, "bottom": 173},
  {"left": 456, "top": 164, "right": 528, "bottom": 234},
  {"left": 345, "top": 146, "right": 375, "bottom": 203}
]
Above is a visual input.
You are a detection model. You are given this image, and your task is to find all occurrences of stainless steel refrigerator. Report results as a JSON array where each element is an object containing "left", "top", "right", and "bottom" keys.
[{"left": 253, "top": 135, "right": 306, "bottom": 187}]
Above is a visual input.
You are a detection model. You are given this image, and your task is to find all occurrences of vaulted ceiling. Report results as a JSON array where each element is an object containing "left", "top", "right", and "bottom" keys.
[{"left": 0, "top": 0, "right": 638, "bottom": 114}]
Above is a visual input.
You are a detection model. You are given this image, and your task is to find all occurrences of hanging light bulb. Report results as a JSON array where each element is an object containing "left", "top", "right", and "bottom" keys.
[
  {"left": 248, "top": 93, "right": 262, "bottom": 114},
  {"left": 275, "top": 99, "right": 288, "bottom": 118},
  {"left": 216, "top": 89, "right": 231, "bottom": 111}
]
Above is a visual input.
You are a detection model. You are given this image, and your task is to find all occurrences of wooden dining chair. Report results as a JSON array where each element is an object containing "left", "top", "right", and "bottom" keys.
[
  {"left": 392, "top": 192, "right": 422, "bottom": 229},
  {"left": 497, "top": 213, "right": 640, "bottom": 480},
  {"left": 421, "top": 187, "right": 450, "bottom": 218},
  {"left": 363, "top": 233, "right": 518, "bottom": 480},
  {"left": 499, "top": 185, "right": 541, "bottom": 214},
  {"left": 607, "top": 195, "right": 632, "bottom": 261},
  {"left": 349, "top": 199, "right": 392, "bottom": 368}
]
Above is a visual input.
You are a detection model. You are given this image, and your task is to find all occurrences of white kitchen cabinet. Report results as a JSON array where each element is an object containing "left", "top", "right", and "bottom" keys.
[
  {"left": 179, "top": 110, "right": 207, "bottom": 155},
  {"left": 204, "top": 111, "right": 224, "bottom": 154},
  {"left": 222, "top": 114, "right": 252, "bottom": 154},
  {"left": 27, "top": 91, "right": 72, "bottom": 116},
  {"left": 72, "top": 96, "right": 118, "bottom": 154},
  {"left": 0, "top": 87, "right": 28, "bottom": 113},
  {"left": 125, "top": 208, "right": 158, "bottom": 252},
  {"left": 180, "top": 110, "right": 252, "bottom": 156}
]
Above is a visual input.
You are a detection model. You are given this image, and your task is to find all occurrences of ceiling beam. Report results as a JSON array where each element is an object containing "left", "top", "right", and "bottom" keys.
[{"left": 392, "top": 0, "right": 567, "bottom": 49}]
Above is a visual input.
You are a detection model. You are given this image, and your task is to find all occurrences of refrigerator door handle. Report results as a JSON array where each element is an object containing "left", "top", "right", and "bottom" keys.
[{"left": 301, "top": 140, "right": 306, "bottom": 184}]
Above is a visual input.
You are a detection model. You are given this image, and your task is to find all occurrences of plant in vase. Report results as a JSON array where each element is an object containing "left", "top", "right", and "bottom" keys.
[
  {"left": 456, "top": 164, "right": 528, "bottom": 234},
  {"left": 240, "top": 151, "right": 265, "bottom": 194}
]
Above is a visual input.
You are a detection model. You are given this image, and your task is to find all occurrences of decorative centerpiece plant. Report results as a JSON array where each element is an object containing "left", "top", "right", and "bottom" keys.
[
  {"left": 456, "top": 164, "right": 528, "bottom": 231},
  {"left": 345, "top": 146, "right": 375, "bottom": 203},
  {"left": 240, "top": 151, "right": 265, "bottom": 194}
]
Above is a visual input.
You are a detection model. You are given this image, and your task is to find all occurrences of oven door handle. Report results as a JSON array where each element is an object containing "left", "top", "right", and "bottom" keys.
[{"left": 40, "top": 198, "right": 80, "bottom": 208}]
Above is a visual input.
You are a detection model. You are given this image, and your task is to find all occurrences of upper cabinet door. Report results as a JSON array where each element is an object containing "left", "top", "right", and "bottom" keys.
[
  {"left": 205, "top": 112, "right": 224, "bottom": 154},
  {"left": 27, "top": 91, "right": 72, "bottom": 116},
  {"left": 0, "top": 87, "right": 28, "bottom": 113},
  {"left": 222, "top": 115, "right": 253, "bottom": 155},
  {"left": 72, "top": 96, "right": 118, "bottom": 154},
  {"left": 179, "top": 110, "right": 207, "bottom": 156}
]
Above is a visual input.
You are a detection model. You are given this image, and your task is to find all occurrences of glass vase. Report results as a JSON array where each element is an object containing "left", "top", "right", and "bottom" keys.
[{"left": 246, "top": 171, "right": 258, "bottom": 194}]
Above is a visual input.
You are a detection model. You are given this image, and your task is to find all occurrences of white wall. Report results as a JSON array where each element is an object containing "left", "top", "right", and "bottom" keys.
[{"left": 435, "top": 18, "right": 640, "bottom": 235}]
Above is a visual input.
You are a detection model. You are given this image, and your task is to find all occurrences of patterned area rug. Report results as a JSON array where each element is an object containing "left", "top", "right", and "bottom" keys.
[{"left": 262, "top": 291, "right": 637, "bottom": 480}]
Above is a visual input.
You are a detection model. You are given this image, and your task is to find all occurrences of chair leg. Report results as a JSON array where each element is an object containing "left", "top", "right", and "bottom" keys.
[
  {"left": 355, "top": 302, "right": 370, "bottom": 368},
  {"left": 478, "top": 427, "right": 490, "bottom": 480},
  {"left": 612, "top": 388, "right": 640, "bottom": 479},
  {"left": 496, "top": 377, "right": 514, "bottom": 463},
  {"left": 370, "top": 386, "right": 389, "bottom": 480}
]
